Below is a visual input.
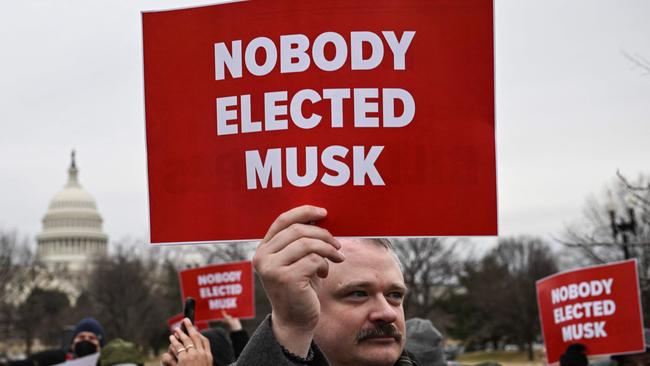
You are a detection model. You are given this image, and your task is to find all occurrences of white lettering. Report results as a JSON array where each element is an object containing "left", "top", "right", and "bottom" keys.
[
  {"left": 561, "top": 322, "right": 608, "bottom": 342},
  {"left": 264, "top": 91, "right": 288, "bottom": 131},
  {"left": 321, "top": 145, "right": 349, "bottom": 187},
  {"left": 197, "top": 271, "right": 243, "bottom": 286},
  {"left": 286, "top": 146, "right": 318, "bottom": 187},
  {"left": 351, "top": 31, "right": 384, "bottom": 70},
  {"left": 215, "top": 41, "right": 242, "bottom": 80},
  {"left": 245, "top": 37, "right": 277, "bottom": 76},
  {"left": 216, "top": 96, "right": 238, "bottom": 135},
  {"left": 246, "top": 149, "right": 282, "bottom": 189},
  {"left": 290, "top": 89, "right": 321, "bottom": 129},
  {"left": 383, "top": 88, "right": 415, "bottom": 128},
  {"left": 382, "top": 31, "right": 416, "bottom": 70},
  {"left": 354, "top": 88, "right": 379, "bottom": 127},
  {"left": 322, "top": 88, "right": 350, "bottom": 128},
  {"left": 280, "top": 34, "right": 310, "bottom": 73},
  {"left": 353, "top": 146, "right": 385, "bottom": 186},
  {"left": 208, "top": 297, "right": 238, "bottom": 310},
  {"left": 312, "top": 32, "right": 347, "bottom": 71}
]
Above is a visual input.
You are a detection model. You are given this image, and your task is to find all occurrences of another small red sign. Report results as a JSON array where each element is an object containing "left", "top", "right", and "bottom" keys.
[
  {"left": 166, "top": 313, "right": 209, "bottom": 332},
  {"left": 179, "top": 261, "right": 255, "bottom": 323},
  {"left": 537, "top": 259, "right": 645, "bottom": 364}
]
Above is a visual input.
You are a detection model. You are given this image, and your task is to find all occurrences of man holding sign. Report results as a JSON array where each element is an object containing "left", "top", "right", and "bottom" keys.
[
  {"left": 163, "top": 205, "right": 416, "bottom": 366},
  {"left": 243, "top": 205, "right": 411, "bottom": 365},
  {"left": 148, "top": 0, "right": 495, "bottom": 364}
]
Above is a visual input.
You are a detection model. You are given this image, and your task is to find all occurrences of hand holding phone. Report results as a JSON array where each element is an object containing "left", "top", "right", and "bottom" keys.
[{"left": 181, "top": 297, "right": 195, "bottom": 333}]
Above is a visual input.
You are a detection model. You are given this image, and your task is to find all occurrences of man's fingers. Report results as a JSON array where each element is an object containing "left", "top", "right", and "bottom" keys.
[
  {"left": 182, "top": 318, "right": 205, "bottom": 352},
  {"left": 275, "top": 237, "right": 345, "bottom": 265},
  {"left": 289, "top": 252, "right": 331, "bottom": 279},
  {"left": 169, "top": 334, "right": 184, "bottom": 352},
  {"left": 201, "top": 334, "right": 211, "bottom": 358},
  {"left": 161, "top": 352, "right": 177, "bottom": 366},
  {"left": 172, "top": 327, "right": 196, "bottom": 353},
  {"left": 264, "top": 223, "right": 340, "bottom": 254},
  {"left": 263, "top": 205, "right": 327, "bottom": 243}
]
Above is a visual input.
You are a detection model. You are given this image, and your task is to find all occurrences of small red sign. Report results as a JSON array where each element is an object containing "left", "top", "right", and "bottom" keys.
[
  {"left": 166, "top": 313, "right": 209, "bottom": 332},
  {"left": 179, "top": 261, "right": 255, "bottom": 323},
  {"left": 142, "top": 0, "right": 496, "bottom": 243},
  {"left": 537, "top": 259, "right": 645, "bottom": 364}
]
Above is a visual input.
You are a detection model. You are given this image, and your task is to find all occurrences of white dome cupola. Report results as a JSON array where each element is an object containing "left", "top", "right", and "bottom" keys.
[{"left": 36, "top": 151, "right": 108, "bottom": 271}]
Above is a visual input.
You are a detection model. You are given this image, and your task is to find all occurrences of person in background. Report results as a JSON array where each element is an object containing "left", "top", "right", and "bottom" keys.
[
  {"left": 99, "top": 339, "right": 145, "bottom": 366},
  {"left": 219, "top": 311, "right": 249, "bottom": 358},
  {"left": 68, "top": 317, "right": 105, "bottom": 359},
  {"left": 560, "top": 343, "right": 588, "bottom": 366},
  {"left": 200, "top": 328, "right": 235, "bottom": 366},
  {"left": 405, "top": 318, "right": 446, "bottom": 366},
  {"left": 30, "top": 350, "right": 66, "bottom": 366}
]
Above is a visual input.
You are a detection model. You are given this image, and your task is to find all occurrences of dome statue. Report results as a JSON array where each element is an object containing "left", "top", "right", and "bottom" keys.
[{"left": 36, "top": 151, "right": 108, "bottom": 272}]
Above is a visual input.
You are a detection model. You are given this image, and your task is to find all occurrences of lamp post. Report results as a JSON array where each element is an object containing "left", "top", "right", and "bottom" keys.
[{"left": 608, "top": 206, "right": 637, "bottom": 260}]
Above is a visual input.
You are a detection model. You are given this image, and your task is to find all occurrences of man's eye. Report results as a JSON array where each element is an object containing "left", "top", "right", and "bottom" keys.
[
  {"left": 386, "top": 292, "right": 404, "bottom": 302},
  {"left": 349, "top": 291, "right": 367, "bottom": 298}
]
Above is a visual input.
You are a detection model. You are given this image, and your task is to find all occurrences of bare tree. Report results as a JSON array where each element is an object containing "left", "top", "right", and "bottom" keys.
[
  {"left": 86, "top": 248, "right": 167, "bottom": 353},
  {"left": 0, "top": 229, "right": 33, "bottom": 304},
  {"left": 447, "top": 237, "right": 557, "bottom": 360},
  {"left": 561, "top": 173, "right": 650, "bottom": 268},
  {"left": 1, "top": 229, "right": 64, "bottom": 353},
  {"left": 392, "top": 238, "right": 459, "bottom": 324},
  {"left": 17, "top": 288, "right": 71, "bottom": 355},
  {"left": 197, "top": 241, "right": 255, "bottom": 264},
  {"left": 622, "top": 50, "right": 650, "bottom": 76},
  {"left": 562, "top": 172, "right": 650, "bottom": 323}
]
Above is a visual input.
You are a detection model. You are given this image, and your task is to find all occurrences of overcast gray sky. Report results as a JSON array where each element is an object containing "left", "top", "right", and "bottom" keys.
[{"left": 1, "top": 0, "right": 648, "bottom": 247}]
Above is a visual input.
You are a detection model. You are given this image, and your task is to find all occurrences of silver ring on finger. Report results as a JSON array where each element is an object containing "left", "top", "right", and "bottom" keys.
[
  {"left": 186, "top": 344, "right": 195, "bottom": 350},
  {"left": 176, "top": 347, "right": 186, "bottom": 356}
]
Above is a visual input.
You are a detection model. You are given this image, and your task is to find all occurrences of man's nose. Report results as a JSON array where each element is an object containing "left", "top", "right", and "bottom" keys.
[{"left": 368, "top": 295, "right": 398, "bottom": 324}]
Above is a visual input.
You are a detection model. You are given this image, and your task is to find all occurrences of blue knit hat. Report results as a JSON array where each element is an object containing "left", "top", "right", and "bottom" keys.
[{"left": 72, "top": 317, "right": 106, "bottom": 347}]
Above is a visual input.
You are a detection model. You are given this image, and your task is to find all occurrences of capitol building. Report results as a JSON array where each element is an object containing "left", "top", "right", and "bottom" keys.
[{"left": 36, "top": 151, "right": 108, "bottom": 272}]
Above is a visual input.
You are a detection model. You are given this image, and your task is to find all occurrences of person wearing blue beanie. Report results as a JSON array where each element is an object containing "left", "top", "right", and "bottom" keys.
[{"left": 70, "top": 317, "right": 106, "bottom": 359}]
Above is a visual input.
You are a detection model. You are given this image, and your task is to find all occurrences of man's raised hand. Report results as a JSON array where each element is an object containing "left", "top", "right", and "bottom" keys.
[{"left": 252, "top": 205, "right": 344, "bottom": 356}]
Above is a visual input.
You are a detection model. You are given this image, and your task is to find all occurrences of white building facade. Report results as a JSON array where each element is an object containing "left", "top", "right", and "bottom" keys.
[{"left": 36, "top": 151, "right": 108, "bottom": 272}]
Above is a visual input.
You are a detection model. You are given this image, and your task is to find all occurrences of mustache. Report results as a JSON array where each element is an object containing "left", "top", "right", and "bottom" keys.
[{"left": 355, "top": 323, "right": 402, "bottom": 343}]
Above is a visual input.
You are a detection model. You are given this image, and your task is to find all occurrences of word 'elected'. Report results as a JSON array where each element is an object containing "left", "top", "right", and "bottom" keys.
[
  {"left": 216, "top": 88, "right": 414, "bottom": 136},
  {"left": 554, "top": 300, "right": 616, "bottom": 324},
  {"left": 215, "top": 31, "right": 416, "bottom": 79}
]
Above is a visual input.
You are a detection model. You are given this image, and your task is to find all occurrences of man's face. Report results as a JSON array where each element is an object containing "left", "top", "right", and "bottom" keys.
[
  {"left": 72, "top": 331, "right": 100, "bottom": 351},
  {"left": 314, "top": 239, "right": 406, "bottom": 366}
]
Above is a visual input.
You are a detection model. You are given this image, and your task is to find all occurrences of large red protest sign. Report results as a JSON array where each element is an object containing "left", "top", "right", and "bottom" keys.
[
  {"left": 143, "top": 0, "right": 496, "bottom": 243},
  {"left": 537, "top": 259, "right": 645, "bottom": 364},
  {"left": 179, "top": 261, "right": 255, "bottom": 323}
]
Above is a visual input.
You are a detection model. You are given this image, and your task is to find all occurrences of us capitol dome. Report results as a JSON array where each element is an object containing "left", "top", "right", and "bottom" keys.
[{"left": 36, "top": 151, "right": 108, "bottom": 272}]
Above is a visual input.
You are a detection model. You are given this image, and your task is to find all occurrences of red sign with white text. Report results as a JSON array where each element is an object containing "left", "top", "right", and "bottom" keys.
[
  {"left": 179, "top": 261, "right": 255, "bottom": 323},
  {"left": 537, "top": 259, "right": 645, "bottom": 364},
  {"left": 143, "top": 0, "right": 496, "bottom": 243}
]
